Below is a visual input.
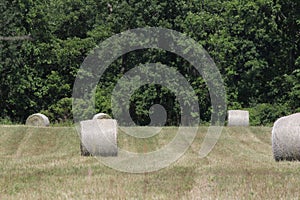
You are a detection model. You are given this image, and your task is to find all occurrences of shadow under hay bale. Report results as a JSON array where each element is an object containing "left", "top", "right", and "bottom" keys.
[
  {"left": 272, "top": 113, "right": 300, "bottom": 161},
  {"left": 25, "top": 113, "right": 50, "bottom": 127},
  {"left": 227, "top": 110, "right": 249, "bottom": 126},
  {"left": 92, "top": 113, "right": 111, "bottom": 120},
  {"left": 80, "top": 142, "right": 91, "bottom": 156},
  {"left": 80, "top": 119, "right": 118, "bottom": 157}
]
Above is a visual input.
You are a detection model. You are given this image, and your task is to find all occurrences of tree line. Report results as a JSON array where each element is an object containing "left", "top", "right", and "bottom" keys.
[{"left": 0, "top": 0, "right": 299, "bottom": 125}]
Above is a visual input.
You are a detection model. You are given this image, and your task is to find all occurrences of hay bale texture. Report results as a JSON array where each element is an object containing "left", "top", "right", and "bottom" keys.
[
  {"left": 227, "top": 110, "right": 249, "bottom": 126},
  {"left": 25, "top": 113, "right": 50, "bottom": 126},
  {"left": 272, "top": 113, "right": 300, "bottom": 161},
  {"left": 80, "top": 119, "right": 118, "bottom": 157},
  {"left": 92, "top": 113, "right": 111, "bottom": 120}
]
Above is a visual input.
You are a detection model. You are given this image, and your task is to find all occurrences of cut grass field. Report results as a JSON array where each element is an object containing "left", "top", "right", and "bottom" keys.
[{"left": 0, "top": 125, "right": 300, "bottom": 199}]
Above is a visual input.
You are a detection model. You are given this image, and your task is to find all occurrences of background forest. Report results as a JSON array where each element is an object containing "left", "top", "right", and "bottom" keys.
[{"left": 0, "top": 0, "right": 299, "bottom": 125}]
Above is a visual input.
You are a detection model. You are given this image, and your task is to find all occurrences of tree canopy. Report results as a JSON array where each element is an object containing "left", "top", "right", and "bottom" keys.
[{"left": 0, "top": 0, "right": 299, "bottom": 125}]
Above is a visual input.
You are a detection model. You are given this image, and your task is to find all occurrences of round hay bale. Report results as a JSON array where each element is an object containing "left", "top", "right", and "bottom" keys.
[
  {"left": 25, "top": 113, "right": 50, "bottom": 127},
  {"left": 92, "top": 113, "right": 112, "bottom": 120},
  {"left": 227, "top": 110, "right": 249, "bottom": 126},
  {"left": 272, "top": 113, "right": 300, "bottom": 161},
  {"left": 80, "top": 119, "right": 118, "bottom": 157}
]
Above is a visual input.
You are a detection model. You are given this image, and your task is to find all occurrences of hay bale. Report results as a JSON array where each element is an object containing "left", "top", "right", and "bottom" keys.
[
  {"left": 80, "top": 119, "right": 118, "bottom": 157},
  {"left": 227, "top": 110, "right": 249, "bottom": 126},
  {"left": 92, "top": 113, "right": 112, "bottom": 120},
  {"left": 25, "top": 113, "right": 50, "bottom": 127},
  {"left": 272, "top": 113, "right": 300, "bottom": 161}
]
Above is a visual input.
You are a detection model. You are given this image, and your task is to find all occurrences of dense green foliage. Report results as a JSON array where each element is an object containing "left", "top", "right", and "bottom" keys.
[{"left": 0, "top": 0, "right": 299, "bottom": 125}]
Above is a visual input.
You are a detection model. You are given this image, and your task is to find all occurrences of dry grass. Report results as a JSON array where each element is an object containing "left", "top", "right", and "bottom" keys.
[{"left": 0, "top": 125, "right": 300, "bottom": 199}]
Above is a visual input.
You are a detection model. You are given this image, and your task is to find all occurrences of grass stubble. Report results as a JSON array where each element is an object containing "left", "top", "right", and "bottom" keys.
[{"left": 0, "top": 125, "right": 300, "bottom": 199}]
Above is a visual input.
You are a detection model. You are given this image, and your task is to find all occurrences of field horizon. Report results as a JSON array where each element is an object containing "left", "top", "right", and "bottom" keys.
[{"left": 1, "top": 125, "right": 300, "bottom": 199}]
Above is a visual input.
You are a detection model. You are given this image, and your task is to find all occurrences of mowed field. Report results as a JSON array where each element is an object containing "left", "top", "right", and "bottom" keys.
[{"left": 0, "top": 125, "right": 300, "bottom": 199}]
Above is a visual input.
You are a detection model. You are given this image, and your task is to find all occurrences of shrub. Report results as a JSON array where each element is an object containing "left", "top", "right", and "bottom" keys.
[
  {"left": 41, "top": 97, "right": 73, "bottom": 124},
  {"left": 246, "top": 103, "right": 291, "bottom": 126},
  {"left": 0, "top": 117, "right": 14, "bottom": 125}
]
